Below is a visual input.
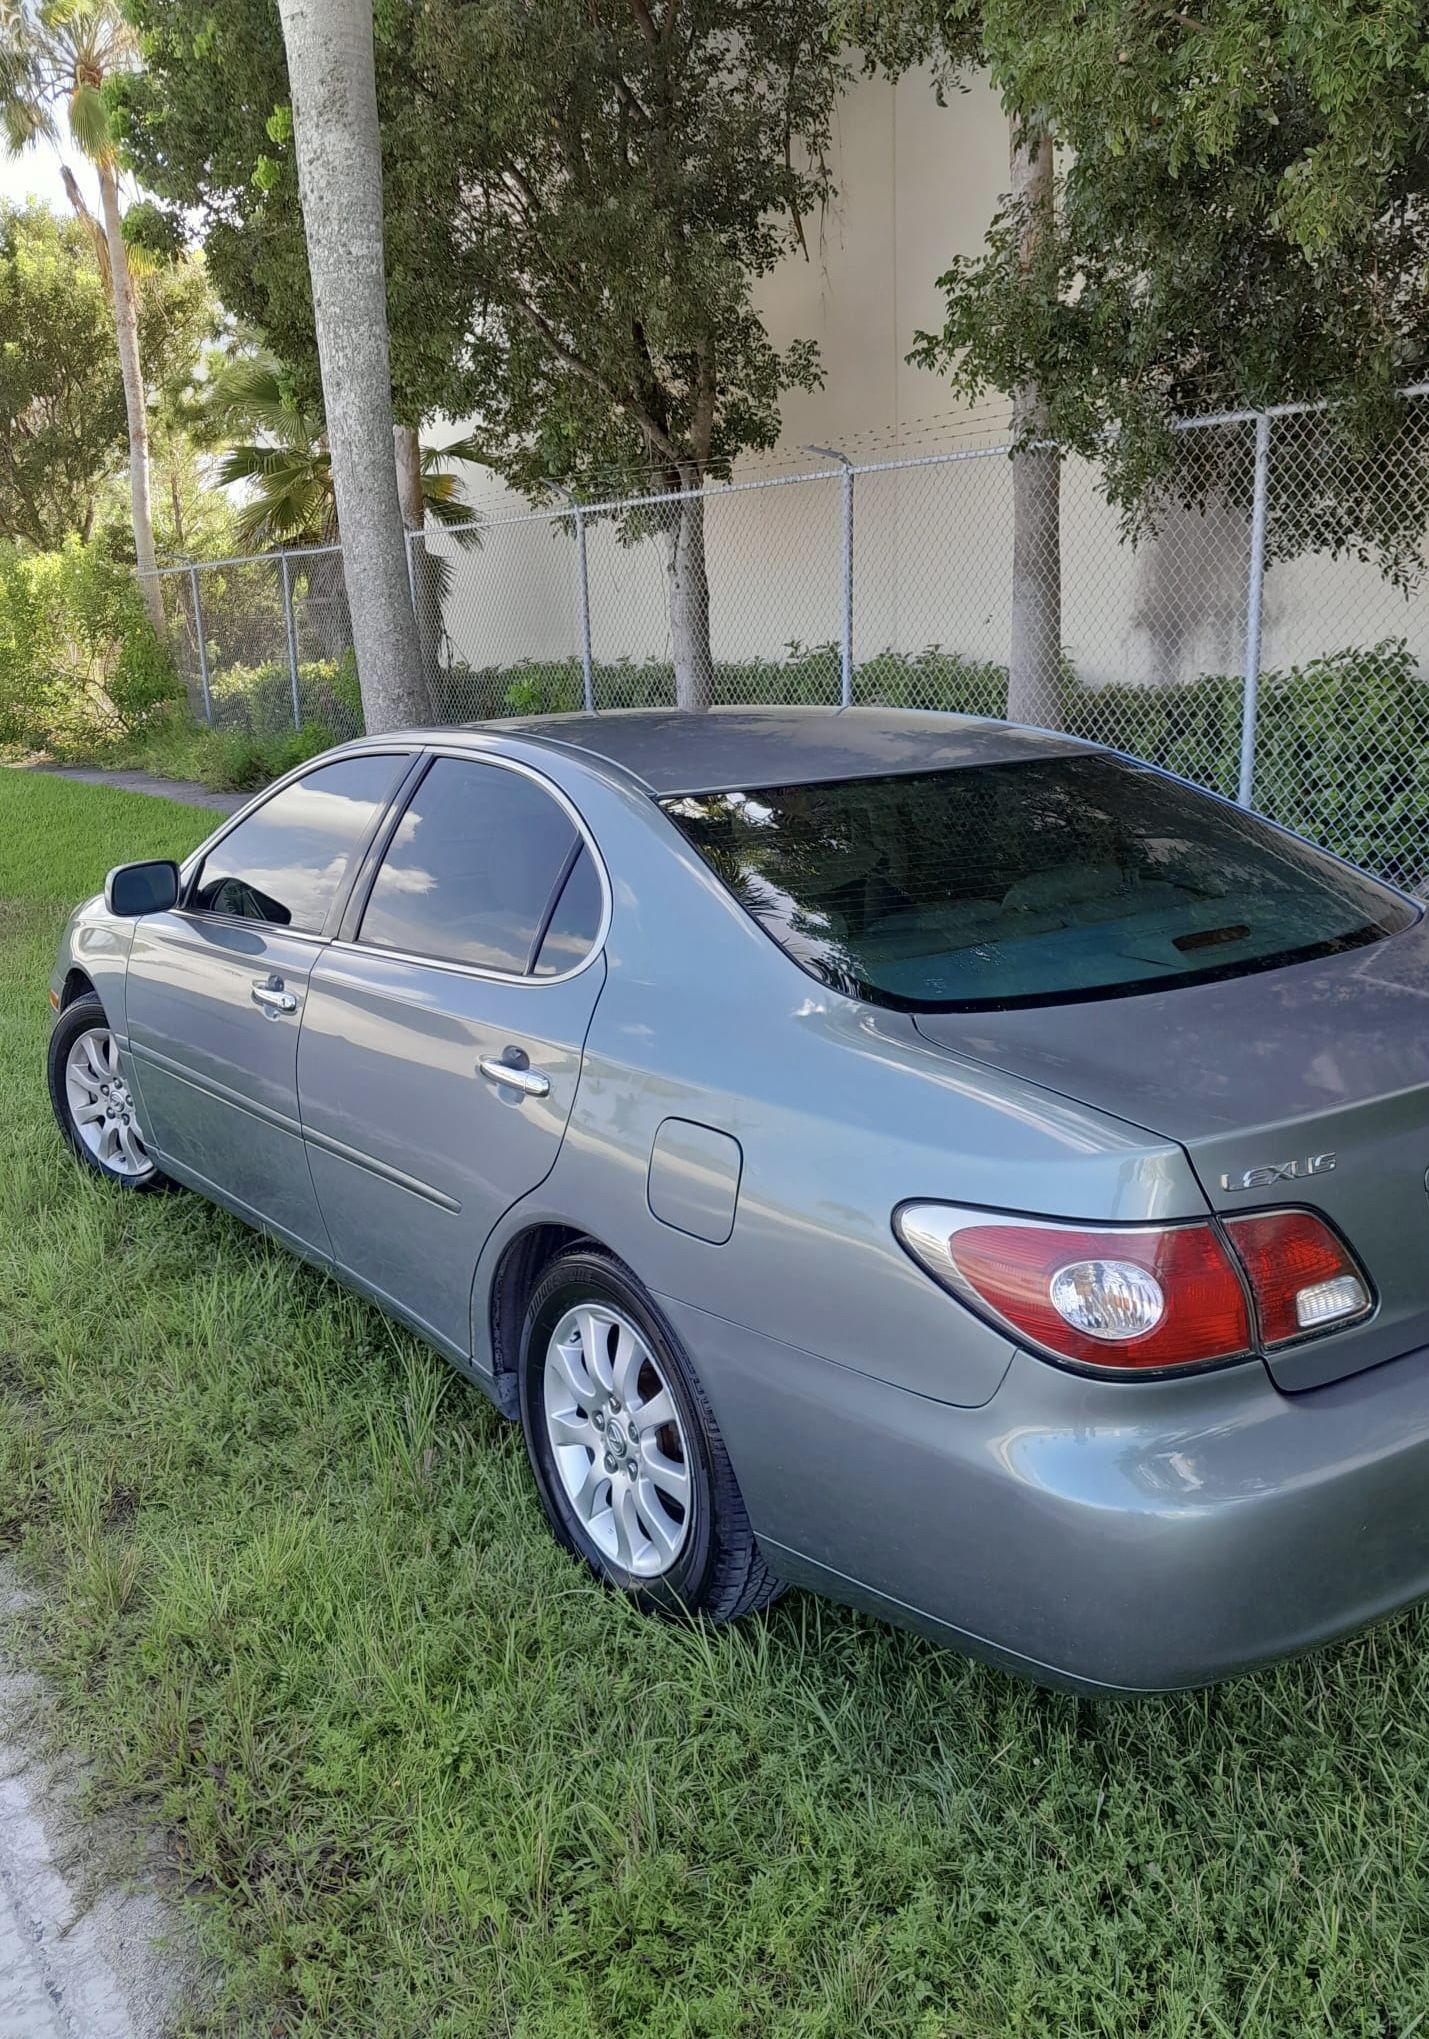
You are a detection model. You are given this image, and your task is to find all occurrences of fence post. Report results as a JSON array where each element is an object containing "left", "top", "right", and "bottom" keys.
[
  {"left": 1237, "top": 410, "right": 1272, "bottom": 806},
  {"left": 280, "top": 551, "right": 302, "bottom": 731},
  {"left": 806, "top": 446, "right": 853, "bottom": 706},
  {"left": 572, "top": 504, "right": 596, "bottom": 713},
  {"left": 188, "top": 563, "right": 213, "bottom": 727}
]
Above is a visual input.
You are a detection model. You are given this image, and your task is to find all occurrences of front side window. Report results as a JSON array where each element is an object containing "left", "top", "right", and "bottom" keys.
[
  {"left": 662, "top": 754, "right": 1418, "bottom": 1011},
  {"left": 359, "top": 757, "right": 597, "bottom": 974},
  {"left": 189, "top": 754, "right": 402, "bottom": 933}
]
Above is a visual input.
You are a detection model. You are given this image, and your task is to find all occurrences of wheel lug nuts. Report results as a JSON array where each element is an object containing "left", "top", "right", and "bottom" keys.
[
  {"left": 625, "top": 1459, "right": 637, "bottom": 1478},
  {"left": 609, "top": 1399, "right": 621, "bottom": 1415},
  {"left": 603, "top": 1453, "right": 617, "bottom": 1473},
  {"left": 593, "top": 1410, "right": 605, "bottom": 1430},
  {"left": 627, "top": 1425, "right": 639, "bottom": 1444}
]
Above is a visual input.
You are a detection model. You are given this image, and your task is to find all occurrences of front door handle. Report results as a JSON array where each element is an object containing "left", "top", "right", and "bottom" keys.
[
  {"left": 251, "top": 975, "right": 298, "bottom": 1016},
  {"left": 478, "top": 1053, "right": 551, "bottom": 1099}
]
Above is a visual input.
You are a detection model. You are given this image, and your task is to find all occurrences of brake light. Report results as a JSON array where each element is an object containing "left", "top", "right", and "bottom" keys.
[
  {"left": 1222, "top": 1210, "right": 1370, "bottom": 1345},
  {"left": 895, "top": 1205, "right": 1252, "bottom": 1373}
]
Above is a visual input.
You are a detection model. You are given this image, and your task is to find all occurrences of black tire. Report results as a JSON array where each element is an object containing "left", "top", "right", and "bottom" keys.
[
  {"left": 47, "top": 992, "right": 173, "bottom": 1193},
  {"left": 518, "top": 1248, "right": 783, "bottom": 1622}
]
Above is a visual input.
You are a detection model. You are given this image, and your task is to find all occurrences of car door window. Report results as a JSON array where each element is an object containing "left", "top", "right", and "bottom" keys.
[
  {"left": 189, "top": 754, "right": 403, "bottom": 934},
  {"left": 358, "top": 757, "right": 597, "bottom": 974}
]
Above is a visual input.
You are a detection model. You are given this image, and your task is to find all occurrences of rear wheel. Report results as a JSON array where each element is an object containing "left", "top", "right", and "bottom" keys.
[
  {"left": 47, "top": 993, "right": 170, "bottom": 1192},
  {"left": 518, "top": 1249, "right": 782, "bottom": 1621}
]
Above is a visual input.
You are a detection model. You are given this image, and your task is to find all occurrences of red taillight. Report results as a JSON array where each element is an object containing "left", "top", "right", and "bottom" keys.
[
  {"left": 895, "top": 1206, "right": 1253, "bottom": 1374},
  {"left": 1222, "top": 1209, "right": 1371, "bottom": 1346}
]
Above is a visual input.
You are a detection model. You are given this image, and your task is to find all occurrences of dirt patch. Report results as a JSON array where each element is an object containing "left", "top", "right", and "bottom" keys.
[{"left": 0, "top": 1566, "right": 211, "bottom": 2037}]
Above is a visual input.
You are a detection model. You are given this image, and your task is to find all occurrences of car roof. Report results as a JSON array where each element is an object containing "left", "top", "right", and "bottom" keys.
[{"left": 447, "top": 706, "right": 1092, "bottom": 796}]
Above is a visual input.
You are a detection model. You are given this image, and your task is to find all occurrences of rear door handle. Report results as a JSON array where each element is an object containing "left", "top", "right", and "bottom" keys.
[
  {"left": 251, "top": 975, "right": 298, "bottom": 1015},
  {"left": 478, "top": 1054, "right": 550, "bottom": 1099}
]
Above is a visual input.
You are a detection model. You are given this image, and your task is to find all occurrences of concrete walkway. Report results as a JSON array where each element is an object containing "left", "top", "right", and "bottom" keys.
[
  {"left": 20, "top": 763, "right": 247, "bottom": 815},
  {"left": 0, "top": 1574, "right": 200, "bottom": 2037}
]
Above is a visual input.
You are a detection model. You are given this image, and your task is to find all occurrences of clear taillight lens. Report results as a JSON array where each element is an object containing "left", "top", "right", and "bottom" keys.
[
  {"left": 894, "top": 1205, "right": 1253, "bottom": 1374},
  {"left": 1221, "top": 1209, "right": 1371, "bottom": 1346},
  {"left": 1048, "top": 1259, "right": 1166, "bottom": 1340}
]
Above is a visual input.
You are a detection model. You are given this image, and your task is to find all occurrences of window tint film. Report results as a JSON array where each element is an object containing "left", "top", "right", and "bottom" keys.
[
  {"left": 190, "top": 754, "right": 401, "bottom": 933},
  {"left": 533, "top": 844, "right": 603, "bottom": 976},
  {"left": 662, "top": 755, "right": 1418, "bottom": 1011},
  {"left": 359, "top": 757, "right": 583, "bottom": 973}
]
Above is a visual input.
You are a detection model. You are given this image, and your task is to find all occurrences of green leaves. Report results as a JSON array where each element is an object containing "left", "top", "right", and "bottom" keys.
[
  {"left": 905, "top": 0, "right": 1429, "bottom": 557},
  {"left": 0, "top": 202, "right": 129, "bottom": 549},
  {"left": 121, "top": 0, "right": 845, "bottom": 496},
  {"left": 67, "top": 75, "right": 109, "bottom": 156}
]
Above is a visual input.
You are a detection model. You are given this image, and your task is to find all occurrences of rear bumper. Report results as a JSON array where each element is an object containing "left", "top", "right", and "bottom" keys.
[{"left": 660, "top": 1297, "right": 1429, "bottom": 1692}]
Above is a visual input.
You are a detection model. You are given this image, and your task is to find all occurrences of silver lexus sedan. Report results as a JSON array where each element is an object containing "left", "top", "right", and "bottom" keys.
[{"left": 44, "top": 708, "right": 1429, "bottom": 1692}]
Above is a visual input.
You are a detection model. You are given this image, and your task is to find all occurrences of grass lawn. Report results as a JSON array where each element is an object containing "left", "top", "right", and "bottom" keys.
[{"left": 6, "top": 767, "right": 1429, "bottom": 2037}]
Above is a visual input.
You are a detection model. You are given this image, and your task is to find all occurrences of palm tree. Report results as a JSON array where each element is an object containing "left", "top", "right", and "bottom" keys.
[
  {"left": 274, "top": 0, "right": 428, "bottom": 733},
  {"left": 212, "top": 350, "right": 479, "bottom": 671},
  {"left": 0, "top": 1, "right": 165, "bottom": 634},
  {"left": 211, "top": 353, "right": 479, "bottom": 551}
]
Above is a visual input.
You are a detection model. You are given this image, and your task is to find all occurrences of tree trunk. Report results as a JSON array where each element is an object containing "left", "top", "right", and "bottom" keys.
[
  {"left": 665, "top": 487, "right": 714, "bottom": 712},
  {"left": 169, "top": 466, "right": 185, "bottom": 554},
  {"left": 96, "top": 162, "right": 165, "bottom": 638},
  {"left": 277, "top": 0, "right": 428, "bottom": 734},
  {"left": 1007, "top": 121, "right": 1062, "bottom": 730},
  {"left": 394, "top": 422, "right": 444, "bottom": 698},
  {"left": 394, "top": 422, "right": 423, "bottom": 530}
]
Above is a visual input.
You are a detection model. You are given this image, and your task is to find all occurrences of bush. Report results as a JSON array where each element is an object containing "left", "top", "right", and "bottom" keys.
[
  {"left": 98, "top": 698, "right": 336, "bottom": 791},
  {"left": 457, "top": 639, "right": 1429, "bottom": 885},
  {"left": 205, "top": 652, "right": 362, "bottom": 742},
  {"left": 0, "top": 539, "right": 182, "bottom": 755},
  {"left": 445, "top": 642, "right": 1005, "bottom": 718}
]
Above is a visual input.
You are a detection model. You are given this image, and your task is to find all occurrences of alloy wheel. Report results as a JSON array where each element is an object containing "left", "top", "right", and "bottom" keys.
[
  {"left": 542, "top": 1302, "right": 693, "bottom": 1577},
  {"left": 64, "top": 1027, "right": 152, "bottom": 1179}
]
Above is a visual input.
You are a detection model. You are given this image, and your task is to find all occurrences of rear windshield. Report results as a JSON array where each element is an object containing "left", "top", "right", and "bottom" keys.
[{"left": 661, "top": 754, "right": 1418, "bottom": 1011}]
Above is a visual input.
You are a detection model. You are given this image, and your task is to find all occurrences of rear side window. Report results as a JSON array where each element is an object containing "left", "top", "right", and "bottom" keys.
[
  {"left": 359, "top": 757, "right": 598, "bottom": 974},
  {"left": 533, "top": 846, "right": 603, "bottom": 976},
  {"left": 189, "top": 754, "right": 402, "bottom": 933},
  {"left": 662, "top": 754, "right": 1418, "bottom": 1011}
]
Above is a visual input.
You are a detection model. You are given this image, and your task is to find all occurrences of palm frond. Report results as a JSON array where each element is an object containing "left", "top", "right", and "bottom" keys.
[
  {"left": 422, "top": 431, "right": 484, "bottom": 472},
  {"left": 419, "top": 469, "right": 482, "bottom": 547},
  {"left": 419, "top": 438, "right": 482, "bottom": 546},
  {"left": 66, "top": 74, "right": 108, "bottom": 158},
  {"left": 219, "top": 439, "right": 335, "bottom": 549},
  {"left": 209, "top": 349, "right": 321, "bottom": 449}
]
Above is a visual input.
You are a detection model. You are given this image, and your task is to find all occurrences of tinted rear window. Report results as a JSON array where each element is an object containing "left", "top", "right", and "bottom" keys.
[{"left": 662, "top": 754, "right": 1418, "bottom": 1011}]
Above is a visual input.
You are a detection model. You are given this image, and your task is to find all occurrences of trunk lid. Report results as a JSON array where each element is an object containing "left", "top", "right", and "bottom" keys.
[{"left": 913, "top": 916, "right": 1429, "bottom": 1389}]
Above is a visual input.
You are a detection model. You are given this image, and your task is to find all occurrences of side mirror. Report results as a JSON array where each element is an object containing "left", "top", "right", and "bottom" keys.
[{"left": 105, "top": 859, "right": 180, "bottom": 917}]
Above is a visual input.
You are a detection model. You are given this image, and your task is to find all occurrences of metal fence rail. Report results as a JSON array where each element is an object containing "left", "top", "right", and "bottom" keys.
[{"left": 145, "top": 389, "right": 1429, "bottom": 886}]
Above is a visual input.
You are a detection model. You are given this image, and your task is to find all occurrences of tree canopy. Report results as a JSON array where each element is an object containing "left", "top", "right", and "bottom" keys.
[
  {"left": 417, "top": 0, "right": 839, "bottom": 499},
  {"left": 0, "top": 200, "right": 214, "bottom": 552},
  {"left": 121, "top": 0, "right": 843, "bottom": 495},
  {"left": 911, "top": 0, "right": 1429, "bottom": 554},
  {"left": 0, "top": 203, "right": 125, "bottom": 547},
  {"left": 116, "top": 0, "right": 478, "bottom": 427}
]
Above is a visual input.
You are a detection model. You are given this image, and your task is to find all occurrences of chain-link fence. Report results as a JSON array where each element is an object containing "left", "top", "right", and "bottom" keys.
[{"left": 145, "top": 386, "right": 1429, "bottom": 884}]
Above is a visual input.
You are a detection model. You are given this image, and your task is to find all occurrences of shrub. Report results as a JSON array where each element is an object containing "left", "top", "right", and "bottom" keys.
[
  {"left": 107, "top": 699, "right": 337, "bottom": 791},
  {"left": 205, "top": 655, "right": 362, "bottom": 741},
  {"left": 0, "top": 539, "right": 182, "bottom": 755}
]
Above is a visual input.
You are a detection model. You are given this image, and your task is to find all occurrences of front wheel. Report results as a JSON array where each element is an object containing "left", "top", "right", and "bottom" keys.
[
  {"left": 47, "top": 993, "right": 170, "bottom": 1192},
  {"left": 518, "top": 1249, "right": 782, "bottom": 1622}
]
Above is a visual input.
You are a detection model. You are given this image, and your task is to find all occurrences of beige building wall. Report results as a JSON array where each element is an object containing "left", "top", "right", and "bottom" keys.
[{"left": 428, "top": 68, "right": 1429, "bottom": 693}]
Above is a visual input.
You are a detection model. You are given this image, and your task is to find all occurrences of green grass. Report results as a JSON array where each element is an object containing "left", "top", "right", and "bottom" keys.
[{"left": 6, "top": 767, "right": 1429, "bottom": 2037}]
